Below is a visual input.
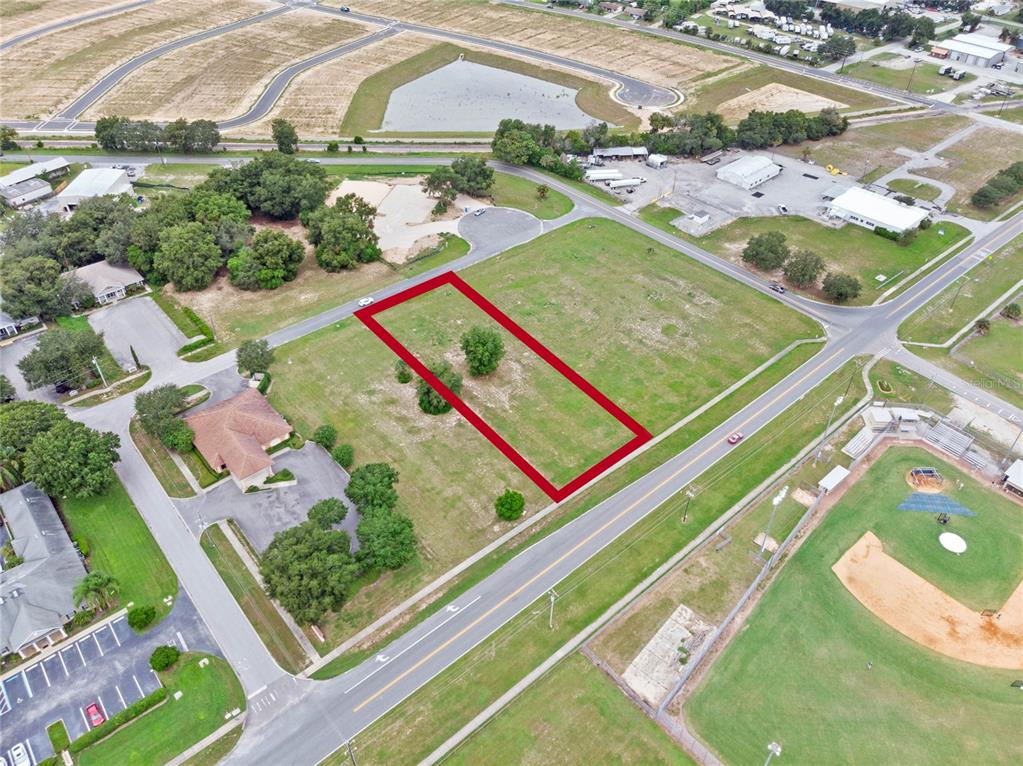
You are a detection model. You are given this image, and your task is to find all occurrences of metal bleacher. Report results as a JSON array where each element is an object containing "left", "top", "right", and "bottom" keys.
[
  {"left": 923, "top": 420, "right": 975, "bottom": 460},
  {"left": 842, "top": 425, "right": 875, "bottom": 459}
]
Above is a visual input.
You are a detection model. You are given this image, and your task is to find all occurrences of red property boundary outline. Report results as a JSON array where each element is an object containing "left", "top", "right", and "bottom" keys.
[{"left": 354, "top": 272, "right": 652, "bottom": 502}]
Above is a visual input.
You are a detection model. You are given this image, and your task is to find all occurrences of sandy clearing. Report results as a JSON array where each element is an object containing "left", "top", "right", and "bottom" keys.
[
  {"left": 320, "top": 0, "right": 731, "bottom": 89},
  {"left": 1, "top": 0, "right": 128, "bottom": 42},
  {"left": 833, "top": 531, "right": 1023, "bottom": 670},
  {"left": 332, "top": 177, "right": 476, "bottom": 264},
  {"left": 81, "top": 8, "right": 369, "bottom": 121},
  {"left": 224, "top": 31, "right": 437, "bottom": 136},
  {"left": 0, "top": 0, "right": 274, "bottom": 119},
  {"left": 717, "top": 83, "right": 846, "bottom": 122}
]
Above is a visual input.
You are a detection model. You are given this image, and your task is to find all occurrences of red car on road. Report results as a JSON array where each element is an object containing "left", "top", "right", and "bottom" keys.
[
  {"left": 727, "top": 432, "right": 744, "bottom": 445},
  {"left": 85, "top": 702, "right": 105, "bottom": 728}
]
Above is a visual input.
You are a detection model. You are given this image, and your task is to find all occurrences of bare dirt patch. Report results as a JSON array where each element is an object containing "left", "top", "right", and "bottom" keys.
[
  {"left": 0, "top": 0, "right": 274, "bottom": 119},
  {"left": 904, "top": 468, "right": 945, "bottom": 494},
  {"left": 1, "top": 0, "right": 126, "bottom": 41},
  {"left": 833, "top": 531, "right": 1023, "bottom": 669},
  {"left": 82, "top": 7, "right": 369, "bottom": 121},
  {"left": 717, "top": 83, "right": 846, "bottom": 122}
]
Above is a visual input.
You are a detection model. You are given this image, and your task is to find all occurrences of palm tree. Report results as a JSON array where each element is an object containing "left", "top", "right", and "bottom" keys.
[
  {"left": 73, "top": 571, "right": 120, "bottom": 611},
  {"left": 0, "top": 445, "right": 23, "bottom": 491}
]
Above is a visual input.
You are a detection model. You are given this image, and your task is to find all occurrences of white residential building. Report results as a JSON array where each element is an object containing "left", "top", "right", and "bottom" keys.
[
  {"left": 73, "top": 261, "right": 146, "bottom": 305},
  {"left": 715, "top": 155, "right": 781, "bottom": 190},
  {"left": 827, "top": 187, "right": 928, "bottom": 234},
  {"left": 55, "top": 168, "right": 133, "bottom": 213}
]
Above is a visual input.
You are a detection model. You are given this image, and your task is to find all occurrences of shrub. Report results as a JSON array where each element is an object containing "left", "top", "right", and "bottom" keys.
[
  {"left": 308, "top": 497, "right": 347, "bottom": 529},
  {"left": 974, "top": 317, "right": 991, "bottom": 335},
  {"left": 1001, "top": 302, "right": 1021, "bottom": 320},
  {"left": 149, "top": 644, "right": 180, "bottom": 671},
  {"left": 460, "top": 326, "right": 505, "bottom": 376},
  {"left": 873, "top": 226, "right": 900, "bottom": 242},
  {"left": 495, "top": 489, "right": 526, "bottom": 521},
  {"left": 919, "top": 217, "right": 932, "bottom": 230},
  {"left": 127, "top": 604, "right": 157, "bottom": 631},
  {"left": 266, "top": 468, "right": 295, "bottom": 483},
  {"left": 331, "top": 443, "right": 354, "bottom": 469},
  {"left": 71, "top": 609, "right": 95, "bottom": 627},
  {"left": 326, "top": 141, "right": 339, "bottom": 152},
  {"left": 313, "top": 424, "right": 338, "bottom": 449},
  {"left": 257, "top": 371, "right": 272, "bottom": 394},
  {"left": 898, "top": 228, "right": 917, "bottom": 247},
  {"left": 416, "top": 361, "right": 462, "bottom": 415},
  {"left": 395, "top": 359, "right": 412, "bottom": 384}
]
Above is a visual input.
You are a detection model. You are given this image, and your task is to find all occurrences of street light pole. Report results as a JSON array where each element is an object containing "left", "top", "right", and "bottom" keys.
[
  {"left": 92, "top": 355, "right": 108, "bottom": 388},
  {"left": 548, "top": 589, "right": 558, "bottom": 630},
  {"left": 682, "top": 487, "right": 695, "bottom": 524},
  {"left": 814, "top": 395, "right": 844, "bottom": 465},
  {"left": 764, "top": 741, "right": 783, "bottom": 766},
  {"left": 346, "top": 739, "right": 358, "bottom": 766},
  {"left": 759, "top": 486, "right": 788, "bottom": 560}
]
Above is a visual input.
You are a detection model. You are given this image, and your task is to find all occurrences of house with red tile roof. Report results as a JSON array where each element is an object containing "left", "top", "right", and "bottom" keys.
[{"left": 184, "top": 389, "right": 292, "bottom": 488}]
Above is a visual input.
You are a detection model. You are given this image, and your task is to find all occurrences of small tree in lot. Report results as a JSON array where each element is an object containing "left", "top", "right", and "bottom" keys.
[
  {"left": 1001, "top": 302, "right": 1021, "bottom": 320},
  {"left": 417, "top": 361, "right": 462, "bottom": 415},
  {"left": 313, "top": 424, "right": 337, "bottom": 449},
  {"left": 127, "top": 604, "right": 157, "bottom": 631},
  {"left": 822, "top": 272, "right": 861, "bottom": 303},
  {"left": 742, "top": 231, "right": 790, "bottom": 271},
  {"left": 308, "top": 497, "right": 347, "bottom": 529},
  {"left": 536, "top": 184, "right": 549, "bottom": 200},
  {"left": 271, "top": 119, "right": 298, "bottom": 154},
  {"left": 331, "top": 443, "right": 354, "bottom": 469},
  {"left": 395, "top": 359, "right": 412, "bottom": 384},
  {"left": 974, "top": 318, "right": 991, "bottom": 335},
  {"left": 73, "top": 571, "right": 120, "bottom": 611},
  {"left": 782, "top": 250, "right": 825, "bottom": 288},
  {"left": 237, "top": 339, "right": 274, "bottom": 377},
  {"left": 149, "top": 645, "right": 180, "bottom": 672},
  {"left": 460, "top": 326, "right": 505, "bottom": 376},
  {"left": 495, "top": 489, "right": 525, "bottom": 521}
]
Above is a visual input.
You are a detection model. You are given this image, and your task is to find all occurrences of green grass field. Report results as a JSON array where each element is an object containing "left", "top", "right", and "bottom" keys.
[
  {"left": 867, "top": 359, "right": 954, "bottom": 415},
  {"left": 845, "top": 56, "right": 971, "bottom": 95},
  {"left": 445, "top": 654, "right": 696, "bottom": 766},
  {"left": 490, "top": 172, "right": 573, "bottom": 219},
  {"left": 137, "top": 163, "right": 215, "bottom": 190},
  {"left": 180, "top": 725, "right": 242, "bottom": 766},
  {"left": 271, "top": 217, "right": 818, "bottom": 647},
  {"left": 920, "top": 318, "right": 1023, "bottom": 410},
  {"left": 339, "top": 42, "right": 636, "bottom": 136},
  {"left": 400, "top": 234, "right": 470, "bottom": 278},
  {"left": 200, "top": 525, "right": 309, "bottom": 674},
  {"left": 899, "top": 234, "right": 1022, "bottom": 344},
  {"left": 76, "top": 654, "right": 244, "bottom": 766},
  {"left": 687, "top": 447, "right": 1023, "bottom": 766},
  {"left": 887, "top": 177, "right": 941, "bottom": 201},
  {"left": 663, "top": 215, "right": 969, "bottom": 305},
  {"left": 60, "top": 479, "right": 178, "bottom": 620}
]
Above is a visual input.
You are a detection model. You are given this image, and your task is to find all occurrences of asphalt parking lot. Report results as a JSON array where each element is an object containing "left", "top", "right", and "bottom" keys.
[{"left": 0, "top": 593, "right": 217, "bottom": 764}]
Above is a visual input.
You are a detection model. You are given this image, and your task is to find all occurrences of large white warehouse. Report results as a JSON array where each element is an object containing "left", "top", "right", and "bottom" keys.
[
  {"left": 827, "top": 187, "right": 928, "bottom": 234},
  {"left": 55, "top": 168, "right": 133, "bottom": 213},
  {"left": 715, "top": 155, "right": 781, "bottom": 190},
  {"left": 932, "top": 33, "right": 1013, "bottom": 68}
]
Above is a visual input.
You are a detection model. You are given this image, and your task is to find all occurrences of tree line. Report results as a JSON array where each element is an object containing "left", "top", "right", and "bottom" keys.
[
  {"left": 742, "top": 231, "right": 862, "bottom": 302},
  {"left": 95, "top": 116, "right": 221, "bottom": 153},
  {"left": 971, "top": 162, "right": 1023, "bottom": 210}
]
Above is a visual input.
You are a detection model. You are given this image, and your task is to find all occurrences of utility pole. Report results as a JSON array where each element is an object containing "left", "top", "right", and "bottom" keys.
[
  {"left": 906, "top": 59, "right": 920, "bottom": 93},
  {"left": 765, "top": 741, "right": 783, "bottom": 766},
  {"left": 345, "top": 739, "right": 358, "bottom": 766},
  {"left": 682, "top": 487, "right": 695, "bottom": 524},
  {"left": 759, "top": 486, "right": 788, "bottom": 561},
  {"left": 547, "top": 589, "right": 558, "bottom": 630},
  {"left": 948, "top": 276, "right": 970, "bottom": 311},
  {"left": 92, "top": 356, "right": 108, "bottom": 388}
]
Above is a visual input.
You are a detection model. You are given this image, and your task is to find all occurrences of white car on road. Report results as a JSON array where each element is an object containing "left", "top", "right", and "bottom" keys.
[{"left": 357, "top": 297, "right": 375, "bottom": 307}]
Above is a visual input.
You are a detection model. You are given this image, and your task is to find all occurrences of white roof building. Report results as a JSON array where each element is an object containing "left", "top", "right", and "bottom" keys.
[
  {"left": 818, "top": 465, "right": 851, "bottom": 494},
  {"left": 646, "top": 153, "right": 668, "bottom": 168},
  {"left": 1004, "top": 459, "right": 1023, "bottom": 495},
  {"left": 827, "top": 187, "right": 928, "bottom": 234},
  {"left": 0, "top": 157, "right": 69, "bottom": 187},
  {"left": 715, "top": 154, "right": 781, "bottom": 190},
  {"left": 73, "top": 261, "right": 145, "bottom": 305},
  {"left": 593, "top": 146, "right": 649, "bottom": 159},
  {"left": 933, "top": 33, "right": 1012, "bottom": 67},
  {"left": 0, "top": 178, "right": 52, "bottom": 208},
  {"left": 55, "top": 168, "right": 133, "bottom": 213}
]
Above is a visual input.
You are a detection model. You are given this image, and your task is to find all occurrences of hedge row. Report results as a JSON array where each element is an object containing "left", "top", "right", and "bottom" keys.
[
  {"left": 69, "top": 687, "right": 168, "bottom": 753},
  {"left": 176, "top": 306, "right": 216, "bottom": 355},
  {"left": 177, "top": 336, "right": 214, "bottom": 356},
  {"left": 257, "top": 372, "right": 272, "bottom": 394}
]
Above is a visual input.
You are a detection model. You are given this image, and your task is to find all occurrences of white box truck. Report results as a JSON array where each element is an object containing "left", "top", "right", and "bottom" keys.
[{"left": 606, "top": 178, "right": 646, "bottom": 189}]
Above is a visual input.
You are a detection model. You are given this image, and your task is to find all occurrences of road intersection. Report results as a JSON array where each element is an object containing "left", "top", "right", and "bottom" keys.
[{"left": 15, "top": 151, "right": 1015, "bottom": 763}]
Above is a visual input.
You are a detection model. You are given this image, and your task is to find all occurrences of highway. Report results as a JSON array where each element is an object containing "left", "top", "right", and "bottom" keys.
[{"left": 31, "top": 151, "right": 1020, "bottom": 764}]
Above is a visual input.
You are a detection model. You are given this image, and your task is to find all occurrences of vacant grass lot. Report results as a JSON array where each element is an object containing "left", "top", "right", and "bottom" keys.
[
  {"left": 681, "top": 216, "right": 969, "bottom": 305},
  {"left": 376, "top": 283, "right": 637, "bottom": 486},
  {"left": 887, "top": 177, "right": 941, "bottom": 201},
  {"left": 867, "top": 359, "right": 954, "bottom": 415},
  {"left": 844, "top": 55, "right": 971, "bottom": 95},
  {"left": 0, "top": 0, "right": 124, "bottom": 39},
  {"left": 445, "top": 654, "right": 696, "bottom": 766},
  {"left": 490, "top": 172, "right": 573, "bottom": 220},
  {"left": 200, "top": 525, "right": 308, "bottom": 674},
  {"left": 271, "top": 218, "right": 818, "bottom": 646},
  {"left": 137, "top": 163, "right": 218, "bottom": 191},
  {"left": 687, "top": 447, "right": 1023, "bottom": 766},
  {"left": 899, "top": 234, "right": 1023, "bottom": 344},
  {"left": 0, "top": 0, "right": 270, "bottom": 118},
  {"left": 83, "top": 8, "right": 366, "bottom": 121},
  {"left": 774, "top": 114, "right": 969, "bottom": 180},
  {"left": 340, "top": 41, "right": 637, "bottom": 136},
  {"left": 129, "top": 419, "right": 196, "bottom": 498},
  {"left": 920, "top": 319, "right": 1023, "bottom": 411},
  {"left": 683, "top": 63, "right": 892, "bottom": 119},
  {"left": 76, "top": 654, "right": 244, "bottom": 766},
  {"left": 60, "top": 478, "right": 178, "bottom": 620},
  {"left": 322, "top": 349, "right": 862, "bottom": 766},
  {"left": 917, "top": 126, "right": 1023, "bottom": 220}
]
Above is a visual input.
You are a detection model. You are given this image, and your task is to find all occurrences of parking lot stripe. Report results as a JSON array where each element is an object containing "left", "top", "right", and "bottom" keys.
[
  {"left": 133, "top": 675, "right": 143, "bottom": 696},
  {"left": 80, "top": 706, "right": 90, "bottom": 729},
  {"left": 110, "top": 624, "right": 121, "bottom": 647},
  {"left": 76, "top": 641, "right": 86, "bottom": 665},
  {"left": 39, "top": 661, "right": 50, "bottom": 687},
  {"left": 26, "top": 740, "right": 35, "bottom": 764},
  {"left": 97, "top": 694, "right": 108, "bottom": 718},
  {"left": 116, "top": 685, "right": 126, "bottom": 709},
  {"left": 0, "top": 678, "right": 10, "bottom": 715},
  {"left": 58, "top": 650, "right": 69, "bottom": 676},
  {"left": 21, "top": 669, "right": 32, "bottom": 698},
  {"left": 176, "top": 631, "right": 189, "bottom": 652},
  {"left": 93, "top": 633, "right": 104, "bottom": 656}
]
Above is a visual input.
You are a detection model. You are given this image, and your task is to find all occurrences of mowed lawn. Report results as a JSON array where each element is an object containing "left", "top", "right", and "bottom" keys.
[
  {"left": 922, "top": 318, "right": 1023, "bottom": 411},
  {"left": 60, "top": 479, "right": 179, "bottom": 620},
  {"left": 375, "top": 283, "right": 637, "bottom": 486},
  {"left": 694, "top": 216, "right": 970, "bottom": 304},
  {"left": 844, "top": 56, "right": 970, "bottom": 95},
  {"left": 76, "top": 654, "right": 244, "bottom": 766},
  {"left": 445, "top": 654, "right": 695, "bottom": 766},
  {"left": 686, "top": 447, "right": 1023, "bottom": 766},
  {"left": 490, "top": 172, "right": 573, "bottom": 220},
  {"left": 268, "top": 218, "right": 818, "bottom": 643}
]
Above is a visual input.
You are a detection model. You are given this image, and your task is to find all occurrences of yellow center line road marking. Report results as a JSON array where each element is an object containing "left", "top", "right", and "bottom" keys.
[{"left": 353, "top": 347, "right": 846, "bottom": 712}]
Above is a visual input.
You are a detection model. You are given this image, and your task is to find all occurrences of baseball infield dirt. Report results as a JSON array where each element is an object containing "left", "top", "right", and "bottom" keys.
[{"left": 833, "top": 531, "right": 1023, "bottom": 670}]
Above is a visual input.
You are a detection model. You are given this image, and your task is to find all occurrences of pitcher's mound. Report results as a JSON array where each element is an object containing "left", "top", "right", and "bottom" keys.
[{"left": 905, "top": 468, "right": 945, "bottom": 493}]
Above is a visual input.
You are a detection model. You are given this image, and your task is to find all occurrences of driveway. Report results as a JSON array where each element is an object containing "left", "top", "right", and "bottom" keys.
[
  {"left": 457, "top": 207, "right": 543, "bottom": 259},
  {"left": 0, "top": 590, "right": 217, "bottom": 764},
  {"left": 176, "top": 445, "right": 358, "bottom": 553},
  {"left": 87, "top": 296, "right": 187, "bottom": 379},
  {"left": 0, "top": 333, "right": 59, "bottom": 404}
]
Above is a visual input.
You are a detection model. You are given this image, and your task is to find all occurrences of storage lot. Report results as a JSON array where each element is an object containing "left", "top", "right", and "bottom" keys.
[{"left": 0, "top": 594, "right": 217, "bottom": 763}]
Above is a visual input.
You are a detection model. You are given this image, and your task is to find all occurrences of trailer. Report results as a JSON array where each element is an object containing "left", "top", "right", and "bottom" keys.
[
  {"left": 606, "top": 178, "right": 647, "bottom": 189},
  {"left": 938, "top": 64, "right": 953, "bottom": 75},
  {"left": 778, "top": 45, "right": 790, "bottom": 56},
  {"left": 585, "top": 169, "right": 624, "bottom": 181}
]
